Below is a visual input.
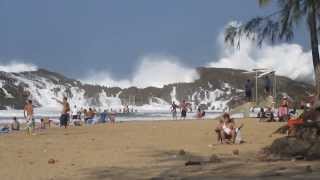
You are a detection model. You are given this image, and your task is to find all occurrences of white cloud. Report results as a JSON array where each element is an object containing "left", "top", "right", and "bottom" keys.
[
  {"left": 80, "top": 55, "right": 199, "bottom": 88},
  {"left": 0, "top": 61, "right": 38, "bottom": 73}
]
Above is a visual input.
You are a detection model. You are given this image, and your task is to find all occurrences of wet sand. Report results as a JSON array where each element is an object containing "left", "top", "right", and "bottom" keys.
[{"left": 0, "top": 118, "right": 319, "bottom": 180}]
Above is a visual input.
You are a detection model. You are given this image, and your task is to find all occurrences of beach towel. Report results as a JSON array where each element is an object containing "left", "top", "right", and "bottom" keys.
[
  {"left": 0, "top": 127, "right": 10, "bottom": 134},
  {"left": 287, "top": 118, "right": 304, "bottom": 128}
]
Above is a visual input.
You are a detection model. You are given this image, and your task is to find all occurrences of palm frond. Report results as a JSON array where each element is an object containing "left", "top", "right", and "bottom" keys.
[
  {"left": 225, "top": 0, "right": 306, "bottom": 48},
  {"left": 259, "top": 0, "right": 272, "bottom": 7}
]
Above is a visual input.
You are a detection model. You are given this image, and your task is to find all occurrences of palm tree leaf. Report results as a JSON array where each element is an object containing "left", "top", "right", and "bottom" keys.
[
  {"left": 225, "top": 0, "right": 307, "bottom": 47},
  {"left": 259, "top": 0, "right": 272, "bottom": 7}
]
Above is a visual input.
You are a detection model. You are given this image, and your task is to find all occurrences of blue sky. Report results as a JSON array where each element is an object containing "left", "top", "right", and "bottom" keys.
[{"left": 0, "top": 0, "right": 308, "bottom": 80}]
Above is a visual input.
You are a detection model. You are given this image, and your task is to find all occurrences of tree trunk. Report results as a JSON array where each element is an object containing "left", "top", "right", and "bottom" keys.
[{"left": 308, "top": 3, "right": 320, "bottom": 100}]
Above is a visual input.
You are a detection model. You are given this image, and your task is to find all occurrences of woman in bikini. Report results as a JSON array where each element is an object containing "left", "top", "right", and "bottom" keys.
[{"left": 215, "top": 113, "right": 237, "bottom": 144}]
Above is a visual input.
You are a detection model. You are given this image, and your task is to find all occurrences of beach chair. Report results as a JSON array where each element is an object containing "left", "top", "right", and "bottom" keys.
[{"left": 216, "top": 124, "right": 244, "bottom": 144}]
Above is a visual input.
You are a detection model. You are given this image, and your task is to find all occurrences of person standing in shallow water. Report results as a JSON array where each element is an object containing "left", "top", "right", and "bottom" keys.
[
  {"left": 54, "top": 97, "right": 70, "bottom": 128},
  {"left": 180, "top": 100, "right": 188, "bottom": 120},
  {"left": 170, "top": 101, "right": 179, "bottom": 120}
]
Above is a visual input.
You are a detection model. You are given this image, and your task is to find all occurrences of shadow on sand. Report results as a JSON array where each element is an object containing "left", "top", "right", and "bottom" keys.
[{"left": 75, "top": 149, "right": 320, "bottom": 180}]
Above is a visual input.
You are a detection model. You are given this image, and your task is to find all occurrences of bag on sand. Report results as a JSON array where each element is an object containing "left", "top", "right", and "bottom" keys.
[{"left": 235, "top": 128, "right": 242, "bottom": 144}]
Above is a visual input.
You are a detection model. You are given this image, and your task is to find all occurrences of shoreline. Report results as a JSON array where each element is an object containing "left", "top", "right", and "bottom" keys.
[{"left": 0, "top": 111, "right": 226, "bottom": 125}]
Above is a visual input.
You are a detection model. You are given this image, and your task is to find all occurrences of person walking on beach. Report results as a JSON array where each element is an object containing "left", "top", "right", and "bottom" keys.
[
  {"left": 180, "top": 100, "right": 188, "bottom": 120},
  {"left": 71, "top": 105, "right": 79, "bottom": 122},
  {"left": 170, "top": 101, "right": 179, "bottom": 120},
  {"left": 264, "top": 76, "right": 272, "bottom": 97},
  {"left": 24, "top": 100, "right": 34, "bottom": 135},
  {"left": 244, "top": 79, "right": 253, "bottom": 102},
  {"left": 54, "top": 97, "right": 70, "bottom": 128}
]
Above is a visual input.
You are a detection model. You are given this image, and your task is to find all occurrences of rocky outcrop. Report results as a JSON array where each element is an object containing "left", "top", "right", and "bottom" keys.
[{"left": 0, "top": 67, "right": 314, "bottom": 110}]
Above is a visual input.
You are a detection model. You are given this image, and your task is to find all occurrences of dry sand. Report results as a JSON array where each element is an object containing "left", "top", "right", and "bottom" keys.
[{"left": 0, "top": 118, "right": 319, "bottom": 180}]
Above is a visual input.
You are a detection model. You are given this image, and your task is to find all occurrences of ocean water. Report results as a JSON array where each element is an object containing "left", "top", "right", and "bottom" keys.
[{"left": 0, "top": 109, "right": 223, "bottom": 124}]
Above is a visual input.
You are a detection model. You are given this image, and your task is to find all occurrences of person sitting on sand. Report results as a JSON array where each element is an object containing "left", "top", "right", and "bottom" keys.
[
  {"left": 215, "top": 113, "right": 237, "bottom": 144},
  {"left": 258, "top": 107, "right": 275, "bottom": 122},
  {"left": 11, "top": 117, "right": 20, "bottom": 131},
  {"left": 258, "top": 108, "right": 266, "bottom": 118},
  {"left": 40, "top": 117, "right": 52, "bottom": 129}
]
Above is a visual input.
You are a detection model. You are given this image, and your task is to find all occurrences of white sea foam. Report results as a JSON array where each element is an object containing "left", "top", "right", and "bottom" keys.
[
  {"left": 0, "top": 61, "right": 38, "bottom": 73},
  {"left": 80, "top": 55, "right": 199, "bottom": 88},
  {"left": 208, "top": 27, "right": 314, "bottom": 82}
]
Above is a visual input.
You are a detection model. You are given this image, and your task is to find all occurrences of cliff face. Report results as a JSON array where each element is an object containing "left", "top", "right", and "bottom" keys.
[{"left": 0, "top": 67, "right": 313, "bottom": 111}]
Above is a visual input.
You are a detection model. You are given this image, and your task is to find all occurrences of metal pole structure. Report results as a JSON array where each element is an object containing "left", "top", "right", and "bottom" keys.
[
  {"left": 256, "top": 71, "right": 258, "bottom": 106},
  {"left": 273, "top": 72, "right": 276, "bottom": 97},
  {"left": 274, "top": 73, "right": 277, "bottom": 106},
  {"left": 133, "top": 95, "right": 137, "bottom": 107}
]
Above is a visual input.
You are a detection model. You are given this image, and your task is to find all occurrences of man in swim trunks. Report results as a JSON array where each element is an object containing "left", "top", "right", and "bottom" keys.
[
  {"left": 54, "top": 97, "right": 70, "bottom": 128},
  {"left": 24, "top": 100, "right": 34, "bottom": 134},
  {"left": 180, "top": 100, "right": 188, "bottom": 120}
]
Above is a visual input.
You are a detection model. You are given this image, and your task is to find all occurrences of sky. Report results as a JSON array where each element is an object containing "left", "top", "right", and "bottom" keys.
[{"left": 0, "top": 0, "right": 313, "bottom": 87}]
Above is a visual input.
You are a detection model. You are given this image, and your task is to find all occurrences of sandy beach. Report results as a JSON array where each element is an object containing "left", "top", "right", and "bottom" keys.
[{"left": 0, "top": 118, "right": 319, "bottom": 180}]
